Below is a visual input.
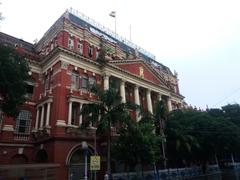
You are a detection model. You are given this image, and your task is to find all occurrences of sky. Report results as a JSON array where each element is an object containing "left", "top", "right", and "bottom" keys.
[{"left": 1, "top": 0, "right": 240, "bottom": 109}]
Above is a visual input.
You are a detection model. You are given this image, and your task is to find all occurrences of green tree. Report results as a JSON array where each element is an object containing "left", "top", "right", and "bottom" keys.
[
  {"left": 81, "top": 86, "right": 137, "bottom": 178},
  {"left": 165, "top": 110, "right": 200, "bottom": 166},
  {"left": 222, "top": 104, "right": 240, "bottom": 127},
  {"left": 0, "top": 44, "right": 30, "bottom": 117},
  {"left": 166, "top": 109, "right": 240, "bottom": 167},
  {"left": 113, "top": 112, "right": 162, "bottom": 179},
  {"left": 154, "top": 100, "right": 168, "bottom": 168}
]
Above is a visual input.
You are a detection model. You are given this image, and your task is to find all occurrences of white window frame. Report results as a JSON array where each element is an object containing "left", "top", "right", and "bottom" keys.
[
  {"left": 78, "top": 40, "right": 83, "bottom": 55},
  {"left": 71, "top": 71, "right": 79, "bottom": 89},
  {"left": 15, "top": 110, "right": 32, "bottom": 135},
  {"left": 89, "top": 77, "right": 96, "bottom": 89},
  {"left": 81, "top": 75, "right": 88, "bottom": 89},
  {"left": 68, "top": 36, "right": 74, "bottom": 49},
  {"left": 88, "top": 45, "right": 93, "bottom": 58}
]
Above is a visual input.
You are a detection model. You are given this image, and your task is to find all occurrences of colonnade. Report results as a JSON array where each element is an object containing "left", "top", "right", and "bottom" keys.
[{"left": 35, "top": 100, "right": 52, "bottom": 130}]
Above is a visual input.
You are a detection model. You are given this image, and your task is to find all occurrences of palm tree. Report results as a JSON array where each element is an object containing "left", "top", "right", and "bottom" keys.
[
  {"left": 81, "top": 86, "right": 136, "bottom": 178},
  {"left": 154, "top": 100, "right": 168, "bottom": 169}
]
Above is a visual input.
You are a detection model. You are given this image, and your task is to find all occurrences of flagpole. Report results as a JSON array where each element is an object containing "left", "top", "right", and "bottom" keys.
[
  {"left": 109, "top": 11, "right": 117, "bottom": 57},
  {"left": 114, "top": 12, "right": 117, "bottom": 56}
]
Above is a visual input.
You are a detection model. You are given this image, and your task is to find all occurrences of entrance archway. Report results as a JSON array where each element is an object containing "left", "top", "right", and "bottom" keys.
[{"left": 67, "top": 144, "right": 95, "bottom": 180}]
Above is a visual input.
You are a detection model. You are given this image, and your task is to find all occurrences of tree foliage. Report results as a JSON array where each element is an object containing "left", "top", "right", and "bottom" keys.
[
  {"left": 81, "top": 86, "right": 137, "bottom": 176},
  {"left": 113, "top": 112, "right": 162, "bottom": 174},
  {"left": 0, "top": 44, "right": 30, "bottom": 116},
  {"left": 165, "top": 109, "right": 240, "bottom": 166}
]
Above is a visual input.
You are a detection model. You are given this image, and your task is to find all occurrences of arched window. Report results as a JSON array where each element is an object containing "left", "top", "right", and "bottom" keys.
[{"left": 15, "top": 110, "right": 32, "bottom": 135}]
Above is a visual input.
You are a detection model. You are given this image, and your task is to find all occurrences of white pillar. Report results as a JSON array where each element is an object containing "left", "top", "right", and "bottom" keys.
[
  {"left": 167, "top": 96, "right": 172, "bottom": 112},
  {"left": 103, "top": 74, "right": 110, "bottom": 90},
  {"left": 79, "top": 103, "right": 83, "bottom": 125},
  {"left": 35, "top": 108, "right": 40, "bottom": 130},
  {"left": 147, "top": 89, "right": 153, "bottom": 114},
  {"left": 68, "top": 101, "right": 73, "bottom": 125},
  {"left": 134, "top": 86, "right": 140, "bottom": 106},
  {"left": 158, "top": 93, "right": 162, "bottom": 101},
  {"left": 45, "top": 102, "right": 51, "bottom": 127},
  {"left": 120, "top": 80, "right": 126, "bottom": 103},
  {"left": 40, "top": 105, "right": 45, "bottom": 128},
  {"left": 134, "top": 85, "right": 141, "bottom": 121}
]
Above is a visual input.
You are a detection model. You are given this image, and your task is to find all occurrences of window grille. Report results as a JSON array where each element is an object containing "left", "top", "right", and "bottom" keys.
[{"left": 15, "top": 110, "right": 32, "bottom": 135}]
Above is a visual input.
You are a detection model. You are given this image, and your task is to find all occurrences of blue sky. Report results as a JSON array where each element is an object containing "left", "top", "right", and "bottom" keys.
[{"left": 1, "top": 0, "right": 240, "bottom": 109}]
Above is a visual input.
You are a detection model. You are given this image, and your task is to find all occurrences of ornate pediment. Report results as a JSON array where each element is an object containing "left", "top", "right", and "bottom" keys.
[{"left": 109, "top": 59, "right": 169, "bottom": 88}]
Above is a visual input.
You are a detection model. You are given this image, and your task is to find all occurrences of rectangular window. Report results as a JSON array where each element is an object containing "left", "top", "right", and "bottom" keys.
[
  {"left": 15, "top": 110, "right": 32, "bottom": 135},
  {"left": 88, "top": 45, "right": 93, "bottom": 58},
  {"left": 68, "top": 37, "right": 74, "bottom": 49},
  {"left": 78, "top": 41, "right": 83, "bottom": 55},
  {"left": 89, "top": 77, "right": 96, "bottom": 89},
  {"left": 25, "top": 81, "right": 34, "bottom": 99},
  {"left": 71, "top": 71, "right": 79, "bottom": 89},
  {"left": 81, "top": 75, "right": 88, "bottom": 89},
  {"left": 96, "top": 49, "right": 99, "bottom": 59},
  {"left": 71, "top": 102, "right": 79, "bottom": 126}
]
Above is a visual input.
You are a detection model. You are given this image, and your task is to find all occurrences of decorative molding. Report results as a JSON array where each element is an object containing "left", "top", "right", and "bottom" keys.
[
  {"left": 2, "top": 125, "right": 14, "bottom": 132},
  {"left": 56, "top": 120, "right": 67, "bottom": 127},
  {"left": 61, "top": 61, "right": 69, "bottom": 69}
]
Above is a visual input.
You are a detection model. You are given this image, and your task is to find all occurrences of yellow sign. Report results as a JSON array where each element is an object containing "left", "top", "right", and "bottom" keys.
[{"left": 90, "top": 156, "right": 101, "bottom": 171}]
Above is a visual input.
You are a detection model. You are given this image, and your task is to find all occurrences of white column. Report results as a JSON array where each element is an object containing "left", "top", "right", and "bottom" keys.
[
  {"left": 45, "top": 102, "right": 51, "bottom": 127},
  {"left": 68, "top": 101, "right": 73, "bottom": 125},
  {"left": 35, "top": 108, "right": 40, "bottom": 130},
  {"left": 158, "top": 93, "right": 162, "bottom": 101},
  {"left": 146, "top": 89, "right": 153, "bottom": 114},
  {"left": 167, "top": 96, "right": 172, "bottom": 112},
  {"left": 134, "top": 85, "right": 140, "bottom": 122},
  {"left": 79, "top": 103, "right": 83, "bottom": 125},
  {"left": 134, "top": 86, "right": 140, "bottom": 106},
  {"left": 103, "top": 74, "right": 110, "bottom": 90},
  {"left": 120, "top": 80, "right": 126, "bottom": 103},
  {"left": 40, "top": 105, "right": 45, "bottom": 128}
]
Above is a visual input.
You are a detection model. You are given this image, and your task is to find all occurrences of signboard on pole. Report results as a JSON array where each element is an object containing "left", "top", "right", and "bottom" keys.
[{"left": 90, "top": 156, "right": 101, "bottom": 171}]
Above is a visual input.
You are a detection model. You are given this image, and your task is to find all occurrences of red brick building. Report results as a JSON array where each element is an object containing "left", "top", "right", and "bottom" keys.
[{"left": 0, "top": 8, "right": 184, "bottom": 179}]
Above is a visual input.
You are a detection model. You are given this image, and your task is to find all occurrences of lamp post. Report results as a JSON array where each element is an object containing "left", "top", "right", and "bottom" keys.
[{"left": 82, "top": 141, "right": 88, "bottom": 180}]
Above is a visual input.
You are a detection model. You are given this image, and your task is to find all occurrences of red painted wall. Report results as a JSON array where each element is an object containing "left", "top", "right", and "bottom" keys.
[{"left": 117, "top": 63, "right": 161, "bottom": 85}]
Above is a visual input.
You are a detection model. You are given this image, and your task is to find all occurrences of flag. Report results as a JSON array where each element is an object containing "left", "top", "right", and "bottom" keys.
[{"left": 109, "top": 11, "right": 116, "bottom": 18}]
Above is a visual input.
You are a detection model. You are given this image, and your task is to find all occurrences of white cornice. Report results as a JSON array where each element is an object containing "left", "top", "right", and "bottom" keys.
[{"left": 39, "top": 48, "right": 184, "bottom": 101}]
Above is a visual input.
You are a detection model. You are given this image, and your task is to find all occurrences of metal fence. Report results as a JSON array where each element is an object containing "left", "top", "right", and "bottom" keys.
[{"left": 0, "top": 164, "right": 60, "bottom": 180}]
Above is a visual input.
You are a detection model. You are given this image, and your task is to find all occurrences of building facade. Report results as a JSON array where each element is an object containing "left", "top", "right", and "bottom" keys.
[{"left": 0, "top": 9, "right": 184, "bottom": 179}]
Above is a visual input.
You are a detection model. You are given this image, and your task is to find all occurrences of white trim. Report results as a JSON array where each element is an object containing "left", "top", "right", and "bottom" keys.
[
  {"left": 56, "top": 120, "right": 67, "bottom": 127},
  {"left": 2, "top": 125, "right": 14, "bottom": 132},
  {"left": 37, "top": 97, "right": 53, "bottom": 108},
  {"left": 0, "top": 143, "right": 33, "bottom": 147},
  {"left": 65, "top": 143, "right": 96, "bottom": 165}
]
